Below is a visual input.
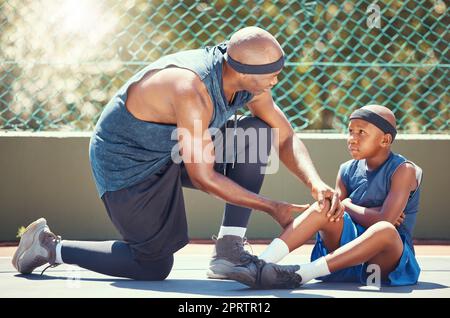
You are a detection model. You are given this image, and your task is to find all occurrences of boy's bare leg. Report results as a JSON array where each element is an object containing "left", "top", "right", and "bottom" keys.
[
  {"left": 278, "top": 218, "right": 403, "bottom": 285},
  {"left": 229, "top": 206, "right": 403, "bottom": 288},
  {"left": 259, "top": 203, "right": 403, "bottom": 285},
  {"left": 280, "top": 201, "right": 344, "bottom": 253},
  {"left": 229, "top": 201, "right": 343, "bottom": 287},
  {"left": 324, "top": 221, "right": 403, "bottom": 279},
  {"left": 259, "top": 201, "right": 343, "bottom": 264}
]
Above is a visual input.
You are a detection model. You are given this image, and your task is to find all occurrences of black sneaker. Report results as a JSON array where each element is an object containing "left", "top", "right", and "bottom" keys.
[{"left": 228, "top": 254, "right": 303, "bottom": 289}]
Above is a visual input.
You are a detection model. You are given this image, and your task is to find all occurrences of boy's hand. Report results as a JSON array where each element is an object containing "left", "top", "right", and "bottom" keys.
[
  {"left": 328, "top": 197, "right": 353, "bottom": 223},
  {"left": 394, "top": 212, "right": 405, "bottom": 227},
  {"left": 311, "top": 181, "right": 341, "bottom": 217},
  {"left": 328, "top": 199, "right": 345, "bottom": 222}
]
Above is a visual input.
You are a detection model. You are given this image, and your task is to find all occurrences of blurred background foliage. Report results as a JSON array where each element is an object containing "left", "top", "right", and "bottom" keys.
[{"left": 0, "top": 0, "right": 448, "bottom": 132}]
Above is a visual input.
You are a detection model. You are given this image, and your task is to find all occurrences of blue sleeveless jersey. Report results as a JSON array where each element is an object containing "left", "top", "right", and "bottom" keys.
[
  {"left": 89, "top": 43, "right": 253, "bottom": 197},
  {"left": 339, "top": 152, "right": 421, "bottom": 247}
]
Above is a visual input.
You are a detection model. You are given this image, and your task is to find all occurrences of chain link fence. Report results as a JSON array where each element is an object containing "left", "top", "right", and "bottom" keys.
[{"left": 0, "top": 0, "right": 448, "bottom": 132}]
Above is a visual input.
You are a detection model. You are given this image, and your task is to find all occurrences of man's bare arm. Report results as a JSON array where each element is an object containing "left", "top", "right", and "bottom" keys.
[
  {"left": 248, "top": 91, "right": 342, "bottom": 213},
  {"left": 248, "top": 92, "right": 321, "bottom": 187},
  {"left": 174, "top": 77, "right": 308, "bottom": 227}
]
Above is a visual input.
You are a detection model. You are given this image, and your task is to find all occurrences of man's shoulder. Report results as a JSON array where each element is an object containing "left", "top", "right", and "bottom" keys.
[
  {"left": 167, "top": 67, "right": 202, "bottom": 84},
  {"left": 164, "top": 68, "right": 207, "bottom": 96},
  {"left": 167, "top": 69, "right": 212, "bottom": 113}
]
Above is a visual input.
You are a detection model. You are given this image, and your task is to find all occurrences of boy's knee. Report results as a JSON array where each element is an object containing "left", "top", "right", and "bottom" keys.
[
  {"left": 311, "top": 199, "right": 331, "bottom": 213},
  {"left": 373, "top": 220, "right": 396, "bottom": 231},
  {"left": 371, "top": 221, "right": 399, "bottom": 243},
  {"left": 310, "top": 200, "right": 332, "bottom": 219}
]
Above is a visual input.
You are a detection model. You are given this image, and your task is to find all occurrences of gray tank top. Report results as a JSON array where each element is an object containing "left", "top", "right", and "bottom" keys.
[{"left": 89, "top": 43, "right": 253, "bottom": 197}]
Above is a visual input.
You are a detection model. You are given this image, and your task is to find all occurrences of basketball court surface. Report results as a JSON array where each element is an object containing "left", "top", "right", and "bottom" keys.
[{"left": 1, "top": 243, "right": 449, "bottom": 298}]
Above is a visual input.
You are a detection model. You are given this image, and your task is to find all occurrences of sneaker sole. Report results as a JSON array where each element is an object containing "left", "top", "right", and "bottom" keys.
[
  {"left": 206, "top": 270, "right": 228, "bottom": 279},
  {"left": 229, "top": 268, "right": 303, "bottom": 290},
  {"left": 12, "top": 218, "right": 47, "bottom": 274},
  {"left": 206, "top": 259, "right": 236, "bottom": 280}
]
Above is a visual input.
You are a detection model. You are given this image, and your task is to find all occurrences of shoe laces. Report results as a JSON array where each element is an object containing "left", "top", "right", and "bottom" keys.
[
  {"left": 40, "top": 231, "right": 62, "bottom": 276},
  {"left": 239, "top": 253, "right": 263, "bottom": 265},
  {"left": 238, "top": 253, "right": 267, "bottom": 288},
  {"left": 272, "top": 265, "right": 303, "bottom": 288},
  {"left": 40, "top": 263, "right": 60, "bottom": 276},
  {"left": 241, "top": 237, "right": 254, "bottom": 255}
]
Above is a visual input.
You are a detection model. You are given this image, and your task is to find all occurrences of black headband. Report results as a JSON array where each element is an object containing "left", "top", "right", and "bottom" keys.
[
  {"left": 224, "top": 52, "right": 285, "bottom": 74},
  {"left": 350, "top": 108, "right": 397, "bottom": 141}
]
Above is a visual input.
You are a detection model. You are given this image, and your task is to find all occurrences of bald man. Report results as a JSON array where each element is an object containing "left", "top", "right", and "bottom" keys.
[
  {"left": 13, "top": 27, "right": 341, "bottom": 281},
  {"left": 227, "top": 105, "right": 423, "bottom": 289}
]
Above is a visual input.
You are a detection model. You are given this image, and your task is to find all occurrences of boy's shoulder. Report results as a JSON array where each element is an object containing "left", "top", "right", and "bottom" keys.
[
  {"left": 390, "top": 152, "right": 408, "bottom": 164},
  {"left": 389, "top": 153, "right": 422, "bottom": 186},
  {"left": 338, "top": 159, "right": 362, "bottom": 188},
  {"left": 385, "top": 153, "right": 418, "bottom": 176},
  {"left": 339, "top": 158, "right": 360, "bottom": 174},
  {"left": 339, "top": 153, "right": 412, "bottom": 180},
  {"left": 340, "top": 153, "right": 409, "bottom": 170}
]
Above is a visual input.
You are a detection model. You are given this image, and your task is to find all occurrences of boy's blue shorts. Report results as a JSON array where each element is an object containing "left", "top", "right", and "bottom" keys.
[{"left": 310, "top": 212, "right": 421, "bottom": 286}]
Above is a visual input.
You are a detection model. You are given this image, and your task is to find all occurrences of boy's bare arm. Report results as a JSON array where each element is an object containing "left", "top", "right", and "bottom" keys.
[
  {"left": 324, "top": 173, "right": 348, "bottom": 222},
  {"left": 343, "top": 163, "right": 417, "bottom": 228}
]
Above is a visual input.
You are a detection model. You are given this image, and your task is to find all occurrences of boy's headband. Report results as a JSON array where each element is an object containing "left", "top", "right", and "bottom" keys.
[
  {"left": 224, "top": 52, "right": 285, "bottom": 74},
  {"left": 350, "top": 108, "right": 397, "bottom": 141}
]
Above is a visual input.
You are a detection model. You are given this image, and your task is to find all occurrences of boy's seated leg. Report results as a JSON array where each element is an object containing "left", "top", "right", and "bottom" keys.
[
  {"left": 311, "top": 212, "right": 365, "bottom": 282},
  {"left": 232, "top": 202, "right": 344, "bottom": 285},
  {"left": 311, "top": 218, "right": 419, "bottom": 286},
  {"left": 258, "top": 201, "right": 345, "bottom": 264},
  {"left": 358, "top": 222, "right": 419, "bottom": 286},
  {"left": 278, "top": 201, "right": 344, "bottom": 257},
  {"left": 363, "top": 222, "right": 404, "bottom": 280}
]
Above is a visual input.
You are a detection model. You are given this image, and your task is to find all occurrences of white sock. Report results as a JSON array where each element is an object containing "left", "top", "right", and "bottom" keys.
[
  {"left": 259, "top": 238, "right": 290, "bottom": 263},
  {"left": 295, "top": 257, "right": 331, "bottom": 284},
  {"left": 218, "top": 226, "right": 246, "bottom": 238},
  {"left": 55, "top": 241, "right": 65, "bottom": 264}
]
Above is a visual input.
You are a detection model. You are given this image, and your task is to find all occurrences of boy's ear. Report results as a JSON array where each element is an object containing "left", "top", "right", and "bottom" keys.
[{"left": 381, "top": 134, "right": 392, "bottom": 146}]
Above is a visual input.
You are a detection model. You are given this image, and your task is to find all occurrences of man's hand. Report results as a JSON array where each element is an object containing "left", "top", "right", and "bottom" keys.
[
  {"left": 270, "top": 201, "right": 310, "bottom": 228},
  {"left": 311, "top": 181, "right": 344, "bottom": 222},
  {"left": 394, "top": 212, "right": 405, "bottom": 227}
]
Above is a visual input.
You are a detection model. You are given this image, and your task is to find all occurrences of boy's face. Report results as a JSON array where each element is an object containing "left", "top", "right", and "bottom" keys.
[{"left": 347, "top": 119, "right": 389, "bottom": 160}]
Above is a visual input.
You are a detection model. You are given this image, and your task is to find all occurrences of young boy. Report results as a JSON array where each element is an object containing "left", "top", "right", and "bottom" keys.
[{"left": 228, "top": 104, "right": 422, "bottom": 289}]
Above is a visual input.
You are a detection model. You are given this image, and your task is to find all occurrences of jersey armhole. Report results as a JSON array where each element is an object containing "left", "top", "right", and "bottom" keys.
[{"left": 393, "top": 161, "right": 423, "bottom": 196}]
